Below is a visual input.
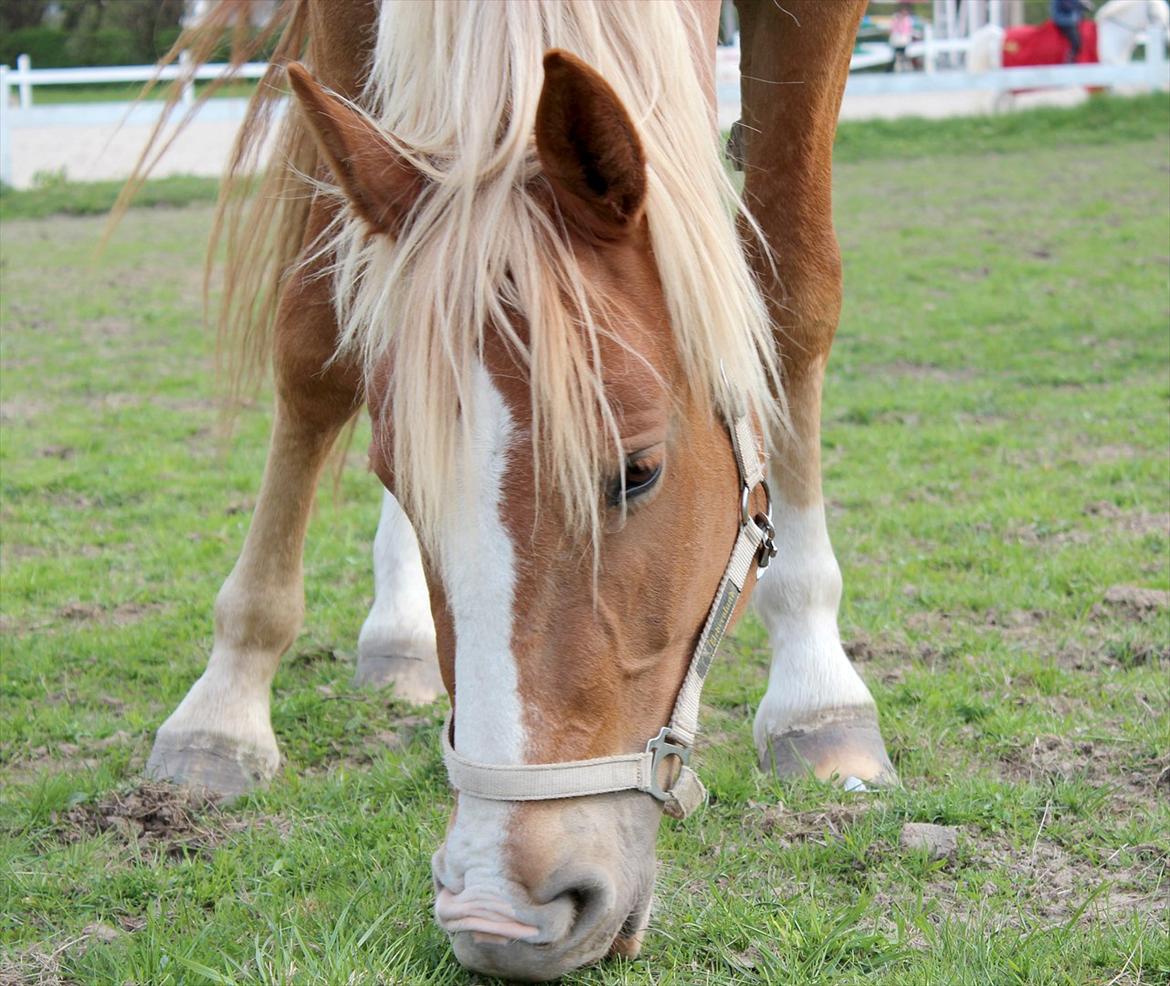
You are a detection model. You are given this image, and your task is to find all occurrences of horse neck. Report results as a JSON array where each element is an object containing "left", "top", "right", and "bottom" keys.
[
  {"left": 1102, "top": 0, "right": 1164, "bottom": 32},
  {"left": 1097, "top": 1, "right": 1144, "bottom": 63},
  {"left": 306, "top": 0, "right": 376, "bottom": 98}
]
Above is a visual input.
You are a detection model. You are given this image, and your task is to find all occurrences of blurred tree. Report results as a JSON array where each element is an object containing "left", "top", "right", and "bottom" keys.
[
  {"left": 63, "top": 0, "right": 186, "bottom": 62},
  {"left": 0, "top": 0, "right": 52, "bottom": 32},
  {"left": 0, "top": 0, "right": 186, "bottom": 66}
]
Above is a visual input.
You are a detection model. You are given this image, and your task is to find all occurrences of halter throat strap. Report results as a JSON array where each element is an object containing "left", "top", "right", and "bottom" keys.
[{"left": 441, "top": 411, "right": 775, "bottom": 820}]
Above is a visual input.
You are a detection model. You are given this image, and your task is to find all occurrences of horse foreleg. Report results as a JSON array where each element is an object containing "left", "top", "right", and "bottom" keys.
[
  {"left": 147, "top": 260, "right": 358, "bottom": 797},
  {"left": 736, "top": 0, "right": 897, "bottom": 788},
  {"left": 752, "top": 370, "right": 896, "bottom": 787},
  {"left": 354, "top": 491, "right": 442, "bottom": 702},
  {"left": 146, "top": 401, "right": 346, "bottom": 795}
]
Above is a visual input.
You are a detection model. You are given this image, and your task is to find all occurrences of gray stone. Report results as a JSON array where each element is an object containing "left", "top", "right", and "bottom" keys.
[
  {"left": 899, "top": 822, "right": 959, "bottom": 859},
  {"left": 82, "top": 923, "right": 121, "bottom": 944}
]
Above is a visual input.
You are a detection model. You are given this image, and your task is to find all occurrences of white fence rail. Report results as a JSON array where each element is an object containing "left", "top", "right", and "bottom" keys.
[
  {"left": 0, "top": 54, "right": 269, "bottom": 109},
  {"left": 846, "top": 57, "right": 1167, "bottom": 95},
  {"left": 0, "top": 56, "right": 271, "bottom": 187},
  {"left": 2, "top": 40, "right": 1167, "bottom": 189}
]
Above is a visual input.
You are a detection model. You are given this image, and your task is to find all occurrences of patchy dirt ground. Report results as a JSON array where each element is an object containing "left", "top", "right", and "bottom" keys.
[{"left": 50, "top": 782, "right": 255, "bottom": 859}]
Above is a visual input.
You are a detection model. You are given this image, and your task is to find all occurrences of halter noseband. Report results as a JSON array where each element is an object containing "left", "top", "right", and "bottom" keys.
[{"left": 441, "top": 410, "right": 776, "bottom": 820}]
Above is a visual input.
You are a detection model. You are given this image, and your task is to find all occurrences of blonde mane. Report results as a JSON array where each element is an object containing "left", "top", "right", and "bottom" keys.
[{"left": 325, "top": 0, "right": 781, "bottom": 551}]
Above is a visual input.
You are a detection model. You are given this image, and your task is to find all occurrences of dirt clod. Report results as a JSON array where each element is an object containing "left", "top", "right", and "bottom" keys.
[
  {"left": 748, "top": 801, "right": 868, "bottom": 847},
  {"left": 51, "top": 781, "right": 242, "bottom": 858},
  {"left": 1102, "top": 585, "right": 1170, "bottom": 614},
  {"left": 900, "top": 822, "right": 959, "bottom": 859}
]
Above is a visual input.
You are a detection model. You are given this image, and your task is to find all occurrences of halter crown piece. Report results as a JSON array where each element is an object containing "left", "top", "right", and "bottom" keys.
[{"left": 441, "top": 409, "right": 776, "bottom": 820}]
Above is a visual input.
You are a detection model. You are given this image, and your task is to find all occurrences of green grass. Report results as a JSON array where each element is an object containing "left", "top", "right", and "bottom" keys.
[
  {"left": 2, "top": 102, "right": 1168, "bottom": 984},
  {"left": 0, "top": 174, "right": 220, "bottom": 220},
  {"left": 833, "top": 91, "right": 1170, "bottom": 163},
  {"left": 26, "top": 79, "right": 259, "bottom": 106}
]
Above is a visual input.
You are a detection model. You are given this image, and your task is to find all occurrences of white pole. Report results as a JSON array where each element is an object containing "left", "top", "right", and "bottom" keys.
[
  {"left": 16, "top": 53, "right": 32, "bottom": 109},
  {"left": 179, "top": 49, "right": 195, "bottom": 106},
  {"left": 971, "top": 0, "right": 987, "bottom": 33},
  {"left": 0, "top": 64, "right": 12, "bottom": 187},
  {"left": 924, "top": 23, "right": 937, "bottom": 74},
  {"left": 1148, "top": 13, "right": 1169, "bottom": 92},
  {"left": 988, "top": 0, "right": 1003, "bottom": 29}
]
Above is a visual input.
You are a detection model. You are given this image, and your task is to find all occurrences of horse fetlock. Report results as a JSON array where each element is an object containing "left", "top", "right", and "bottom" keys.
[
  {"left": 212, "top": 586, "right": 303, "bottom": 660},
  {"left": 757, "top": 706, "right": 898, "bottom": 790}
]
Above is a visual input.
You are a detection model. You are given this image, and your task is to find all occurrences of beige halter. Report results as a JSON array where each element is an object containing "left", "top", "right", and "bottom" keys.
[{"left": 442, "top": 411, "right": 775, "bottom": 820}]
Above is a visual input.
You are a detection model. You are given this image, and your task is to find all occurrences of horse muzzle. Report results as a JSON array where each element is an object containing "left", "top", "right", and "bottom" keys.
[{"left": 432, "top": 791, "right": 660, "bottom": 980}]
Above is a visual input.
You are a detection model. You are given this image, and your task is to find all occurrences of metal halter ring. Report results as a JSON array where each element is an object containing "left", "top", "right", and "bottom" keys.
[{"left": 740, "top": 479, "right": 777, "bottom": 570}]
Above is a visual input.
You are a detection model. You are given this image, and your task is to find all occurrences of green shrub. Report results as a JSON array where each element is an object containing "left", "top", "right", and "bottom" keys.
[
  {"left": 0, "top": 26, "right": 73, "bottom": 67},
  {"left": 153, "top": 26, "right": 182, "bottom": 59},
  {"left": 66, "top": 26, "right": 137, "bottom": 67}
]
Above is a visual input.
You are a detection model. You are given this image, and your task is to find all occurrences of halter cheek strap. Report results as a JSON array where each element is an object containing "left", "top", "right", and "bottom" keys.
[{"left": 441, "top": 412, "right": 776, "bottom": 820}]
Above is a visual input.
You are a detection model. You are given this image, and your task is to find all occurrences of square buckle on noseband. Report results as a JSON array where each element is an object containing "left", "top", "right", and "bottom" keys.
[{"left": 644, "top": 727, "right": 691, "bottom": 803}]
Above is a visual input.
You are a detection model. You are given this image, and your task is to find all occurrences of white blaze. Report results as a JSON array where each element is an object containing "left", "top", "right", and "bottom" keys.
[
  {"left": 434, "top": 363, "right": 527, "bottom": 903},
  {"left": 439, "top": 363, "right": 525, "bottom": 764}
]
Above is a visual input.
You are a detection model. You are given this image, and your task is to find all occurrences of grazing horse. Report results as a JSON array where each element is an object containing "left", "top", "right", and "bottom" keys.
[{"left": 136, "top": 0, "right": 894, "bottom": 978}]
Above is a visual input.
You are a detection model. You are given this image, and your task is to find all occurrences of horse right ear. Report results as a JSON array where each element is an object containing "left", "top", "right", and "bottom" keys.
[
  {"left": 287, "top": 62, "right": 423, "bottom": 236},
  {"left": 535, "top": 50, "right": 647, "bottom": 240}
]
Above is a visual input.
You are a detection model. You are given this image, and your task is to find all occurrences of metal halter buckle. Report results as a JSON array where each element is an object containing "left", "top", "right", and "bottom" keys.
[{"left": 644, "top": 727, "right": 691, "bottom": 803}]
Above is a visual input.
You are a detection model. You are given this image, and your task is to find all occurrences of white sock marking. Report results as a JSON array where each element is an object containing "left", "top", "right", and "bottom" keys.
[
  {"left": 752, "top": 498, "right": 875, "bottom": 745},
  {"left": 358, "top": 490, "right": 436, "bottom": 662}
]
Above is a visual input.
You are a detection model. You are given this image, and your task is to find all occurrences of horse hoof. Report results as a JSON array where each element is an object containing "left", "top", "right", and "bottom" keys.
[
  {"left": 353, "top": 651, "right": 444, "bottom": 704},
  {"left": 760, "top": 708, "right": 898, "bottom": 789},
  {"left": 145, "top": 731, "right": 279, "bottom": 800}
]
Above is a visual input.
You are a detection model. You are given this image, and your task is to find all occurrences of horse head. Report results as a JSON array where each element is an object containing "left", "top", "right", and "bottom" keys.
[
  {"left": 288, "top": 44, "right": 774, "bottom": 980},
  {"left": 1096, "top": 0, "right": 1170, "bottom": 62}
]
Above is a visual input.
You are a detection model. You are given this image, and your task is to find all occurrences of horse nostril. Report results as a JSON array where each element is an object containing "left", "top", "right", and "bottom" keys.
[{"left": 540, "top": 870, "right": 615, "bottom": 943}]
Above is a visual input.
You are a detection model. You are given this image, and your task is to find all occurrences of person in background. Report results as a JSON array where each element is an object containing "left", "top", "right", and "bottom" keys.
[
  {"left": 889, "top": 3, "right": 915, "bottom": 71},
  {"left": 1051, "top": 0, "right": 1091, "bottom": 62}
]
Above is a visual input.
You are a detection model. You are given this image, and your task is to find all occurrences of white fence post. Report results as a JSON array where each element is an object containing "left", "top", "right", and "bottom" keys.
[
  {"left": 0, "top": 64, "right": 12, "bottom": 187},
  {"left": 179, "top": 50, "right": 195, "bottom": 106},
  {"left": 923, "top": 24, "right": 936, "bottom": 74},
  {"left": 1148, "top": 17, "right": 1169, "bottom": 92},
  {"left": 17, "top": 53, "right": 32, "bottom": 108}
]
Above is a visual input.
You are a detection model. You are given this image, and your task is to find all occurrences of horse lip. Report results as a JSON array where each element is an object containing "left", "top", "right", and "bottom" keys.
[
  {"left": 434, "top": 886, "right": 552, "bottom": 944},
  {"left": 441, "top": 915, "right": 543, "bottom": 942}
]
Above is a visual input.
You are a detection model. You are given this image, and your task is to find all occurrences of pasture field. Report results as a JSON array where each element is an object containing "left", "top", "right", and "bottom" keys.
[{"left": 2, "top": 100, "right": 1169, "bottom": 984}]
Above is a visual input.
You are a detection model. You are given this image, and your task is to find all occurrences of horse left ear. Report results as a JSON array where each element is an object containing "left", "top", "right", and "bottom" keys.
[
  {"left": 287, "top": 62, "right": 424, "bottom": 236},
  {"left": 535, "top": 50, "right": 647, "bottom": 239}
]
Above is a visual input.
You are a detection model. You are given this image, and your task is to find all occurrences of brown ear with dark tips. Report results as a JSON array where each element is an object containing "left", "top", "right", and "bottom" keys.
[
  {"left": 534, "top": 49, "right": 647, "bottom": 239},
  {"left": 287, "top": 61, "right": 423, "bottom": 235}
]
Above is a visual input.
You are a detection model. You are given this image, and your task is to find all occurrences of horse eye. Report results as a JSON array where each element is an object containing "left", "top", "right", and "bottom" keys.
[{"left": 607, "top": 458, "right": 663, "bottom": 508}]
